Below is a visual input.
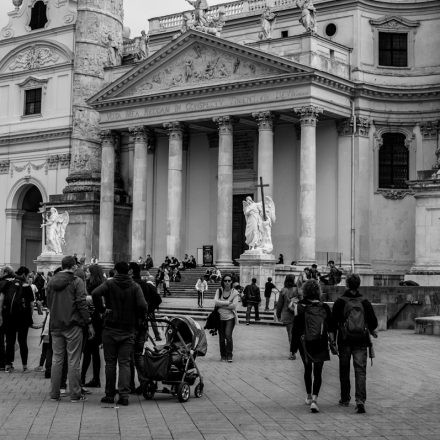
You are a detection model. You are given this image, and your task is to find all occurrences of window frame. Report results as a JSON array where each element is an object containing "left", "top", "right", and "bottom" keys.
[
  {"left": 24, "top": 88, "right": 42, "bottom": 116},
  {"left": 18, "top": 76, "right": 48, "bottom": 119},
  {"left": 378, "top": 31, "right": 408, "bottom": 68}
]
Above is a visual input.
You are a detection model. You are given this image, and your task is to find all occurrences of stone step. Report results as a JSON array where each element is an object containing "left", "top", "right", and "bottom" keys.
[{"left": 415, "top": 316, "right": 440, "bottom": 336}]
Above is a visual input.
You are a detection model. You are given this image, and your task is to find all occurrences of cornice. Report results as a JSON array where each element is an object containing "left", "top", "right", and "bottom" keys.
[
  {"left": 0, "top": 128, "right": 72, "bottom": 146},
  {"left": 354, "top": 83, "right": 440, "bottom": 101},
  {"left": 0, "top": 24, "right": 75, "bottom": 47},
  {"left": 369, "top": 15, "right": 420, "bottom": 28}
]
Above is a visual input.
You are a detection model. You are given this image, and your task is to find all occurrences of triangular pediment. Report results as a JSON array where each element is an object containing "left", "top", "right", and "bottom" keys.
[{"left": 90, "top": 30, "right": 312, "bottom": 105}]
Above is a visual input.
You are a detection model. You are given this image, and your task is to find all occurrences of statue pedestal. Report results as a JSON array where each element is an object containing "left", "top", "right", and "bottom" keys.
[
  {"left": 35, "top": 254, "right": 64, "bottom": 275},
  {"left": 238, "top": 250, "right": 276, "bottom": 290}
]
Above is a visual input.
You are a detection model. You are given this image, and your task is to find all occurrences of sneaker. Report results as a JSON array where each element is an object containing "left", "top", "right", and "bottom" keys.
[
  {"left": 22, "top": 366, "right": 29, "bottom": 373},
  {"left": 71, "top": 394, "right": 87, "bottom": 403},
  {"left": 34, "top": 366, "right": 45, "bottom": 372},
  {"left": 5, "top": 365, "right": 14, "bottom": 373},
  {"left": 220, "top": 356, "right": 227, "bottom": 362},
  {"left": 310, "top": 401, "right": 319, "bottom": 413},
  {"left": 227, "top": 355, "right": 233, "bottom": 363},
  {"left": 355, "top": 403, "right": 366, "bottom": 414},
  {"left": 338, "top": 399, "right": 350, "bottom": 407},
  {"left": 117, "top": 397, "right": 129, "bottom": 406},
  {"left": 305, "top": 395, "right": 313, "bottom": 405},
  {"left": 288, "top": 353, "right": 296, "bottom": 360},
  {"left": 101, "top": 396, "right": 115, "bottom": 404},
  {"left": 60, "top": 389, "right": 67, "bottom": 396},
  {"left": 81, "top": 387, "right": 91, "bottom": 395}
]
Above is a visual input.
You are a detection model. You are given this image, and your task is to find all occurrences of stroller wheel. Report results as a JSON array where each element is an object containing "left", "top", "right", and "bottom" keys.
[
  {"left": 177, "top": 382, "right": 190, "bottom": 403},
  {"left": 194, "top": 383, "right": 204, "bottom": 398},
  {"left": 143, "top": 381, "right": 156, "bottom": 400}
]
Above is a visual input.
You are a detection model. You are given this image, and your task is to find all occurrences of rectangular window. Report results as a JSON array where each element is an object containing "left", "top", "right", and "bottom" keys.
[
  {"left": 24, "top": 88, "right": 42, "bottom": 115},
  {"left": 379, "top": 32, "right": 408, "bottom": 67},
  {"left": 281, "top": 30, "right": 289, "bottom": 38}
]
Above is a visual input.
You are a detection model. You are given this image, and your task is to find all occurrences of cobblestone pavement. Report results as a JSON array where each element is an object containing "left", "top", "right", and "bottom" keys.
[{"left": 0, "top": 315, "right": 439, "bottom": 440}]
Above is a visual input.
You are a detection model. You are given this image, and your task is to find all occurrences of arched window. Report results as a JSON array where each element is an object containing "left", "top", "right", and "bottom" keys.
[
  {"left": 379, "top": 133, "right": 409, "bottom": 188},
  {"left": 29, "top": 1, "right": 48, "bottom": 30}
]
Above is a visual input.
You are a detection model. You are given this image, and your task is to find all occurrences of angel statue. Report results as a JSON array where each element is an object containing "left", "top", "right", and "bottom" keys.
[
  {"left": 243, "top": 196, "right": 276, "bottom": 254},
  {"left": 295, "top": 0, "right": 317, "bottom": 33},
  {"left": 41, "top": 207, "right": 69, "bottom": 254}
]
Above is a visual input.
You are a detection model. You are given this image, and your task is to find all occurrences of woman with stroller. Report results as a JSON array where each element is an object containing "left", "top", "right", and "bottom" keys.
[
  {"left": 290, "top": 279, "right": 335, "bottom": 413},
  {"left": 214, "top": 274, "right": 240, "bottom": 363}
]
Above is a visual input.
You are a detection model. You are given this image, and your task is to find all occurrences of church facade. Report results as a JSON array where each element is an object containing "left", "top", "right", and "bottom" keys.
[{"left": 0, "top": 0, "right": 439, "bottom": 279}]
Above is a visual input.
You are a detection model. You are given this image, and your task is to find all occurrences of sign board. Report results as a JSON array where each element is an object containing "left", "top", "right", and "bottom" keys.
[{"left": 203, "top": 245, "right": 214, "bottom": 266}]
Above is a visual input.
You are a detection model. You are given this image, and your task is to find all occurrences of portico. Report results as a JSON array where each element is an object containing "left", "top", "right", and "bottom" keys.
[{"left": 89, "top": 30, "right": 353, "bottom": 266}]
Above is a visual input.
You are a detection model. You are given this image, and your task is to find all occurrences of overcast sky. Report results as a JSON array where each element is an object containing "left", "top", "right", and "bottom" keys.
[{"left": 0, "top": 1, "right": 232, "bottom": 37}]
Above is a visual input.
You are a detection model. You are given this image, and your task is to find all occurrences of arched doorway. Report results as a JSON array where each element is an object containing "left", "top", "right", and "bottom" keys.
[{"left": 20, "top": 185, "right": 43, "bottom": 271}]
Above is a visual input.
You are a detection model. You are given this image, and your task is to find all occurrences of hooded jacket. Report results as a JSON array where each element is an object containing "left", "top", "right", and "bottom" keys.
[
  {"left": 46, "top": 271, "right": 91, "bottom": 331},
  {"left": 92, "top": 274, "right": 147, "bottom": 333}
]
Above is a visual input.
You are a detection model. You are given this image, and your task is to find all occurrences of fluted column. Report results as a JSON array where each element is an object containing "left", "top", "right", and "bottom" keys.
[
  {"left": 253, "top": 111, "right": 274, "bottom": 200},
  {"left": 129, "top": 126, "right": 149, "bottom": 260},
  {"left": 294, "top": 105, "right": 323, "bottom": 265},
  {"left": 213, "top": 116, "right": 234, "bottom": 266},
  {"left": 163, "top": 122, "right": 183, "bottom": 258},
  {"left": 99, "top": 130, "right": 118, "bottom": 266}
]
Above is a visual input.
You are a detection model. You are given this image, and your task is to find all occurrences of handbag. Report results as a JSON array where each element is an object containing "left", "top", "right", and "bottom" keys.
[{"left": 204, "top": 307, "right": 220, "bottom": 331}]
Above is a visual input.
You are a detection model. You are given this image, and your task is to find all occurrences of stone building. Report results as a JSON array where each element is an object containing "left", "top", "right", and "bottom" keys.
[{"left": 0, "top": 0, "right": 439, "bottom": 281}]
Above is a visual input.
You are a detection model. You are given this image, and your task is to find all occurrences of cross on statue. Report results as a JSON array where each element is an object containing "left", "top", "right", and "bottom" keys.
[{"left": 256, "top": 176, "right": 269, "bottom": 221}]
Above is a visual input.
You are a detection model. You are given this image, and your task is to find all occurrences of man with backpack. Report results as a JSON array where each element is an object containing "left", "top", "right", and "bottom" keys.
[
  {"left": 320, "top": 260, "right": 342, "bottom": 285},
  {"left": 332, "top": 273, "right": 378, "bottom": 414},
  {"left": 291, "top": 279, "right": 335, "bottom": 413},
  {"left": 242, "top": 278, "right": 261, "bottom": 325}
]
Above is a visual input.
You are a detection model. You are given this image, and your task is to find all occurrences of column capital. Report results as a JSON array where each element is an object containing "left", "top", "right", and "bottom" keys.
[
  {"left": 213, "top": 116, "right": 234, "bottom": 134},
  {"left": 419, "top": 120, "right": 439, "bottom": 139},
  {"left": 337, "top": 117, "right": 371, "bottom": 137},
  {"left": 100, "top": 130, "right": 119, "bottom": 147},
  {"left": 252, "top": 111, "right": 275, "bottom": 130},
  {"left": 294, "top": 105, "right": 323, "bottom": 126},
  {"left": 128, "top": 126, "right": 149, "bottom": 144},
  {"left": 163, "top": 122, "right": 183, "bottom": 140}
]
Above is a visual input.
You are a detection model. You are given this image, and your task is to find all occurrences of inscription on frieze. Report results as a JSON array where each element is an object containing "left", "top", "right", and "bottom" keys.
[{"left": 126, "top": 44, "right": 286, "bottom": 95}]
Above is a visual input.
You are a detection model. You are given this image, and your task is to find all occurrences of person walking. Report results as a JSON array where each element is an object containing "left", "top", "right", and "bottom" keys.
[
  {"left": 276, "top": 274, "right": 301, "bottom": 359},
  {"left": 46, "top": 256, "right": 93, "bottom": 402},
  {"left": 92, "top": 262, "right": 147, "bottom": 406},
  {"left": 332, "top": 273, "right": 378, "bottom": 414},
  {"left": 195, "top": 276, "right": 208, "bottom": 308},
  {"left": 291, "top": 279, "right": 335, "bottom": 413},
  {"left": 243, "top": 278, "right": 261, "bottom": 325},
  {"left": 264, "top": 277, "right": 277, "bottom": 311},
  {"left": 3, "top": 266, "right": 35, "bottom": 373},
  {"left": 214, "top": 274, "right": 240, "bottom": 362},
  {"left": 81, "top": 264, "right": 105, "bottom": 388},
  {"left": 0, "top": 266, "right": 16, "bottom": 372}
]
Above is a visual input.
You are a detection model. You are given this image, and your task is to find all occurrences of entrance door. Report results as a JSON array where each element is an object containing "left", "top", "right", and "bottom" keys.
[
  {"left": 232, "top": 194, "right": 252, "bottom": 262},
  {"left": 25, "top": 239, "right": 41, "bottom": 271}
]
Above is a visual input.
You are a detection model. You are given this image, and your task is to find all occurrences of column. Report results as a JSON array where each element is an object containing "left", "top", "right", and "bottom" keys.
[
  {"left": 129, "top": 126, "right": 149, "bottom": 260},
  {"left": 253, "top": 111, "right": 274, "bottom": 200},
  {"left": 146, "top": 144, "right": 155, "bottom": 256},
  {"left": 213, "top": 116, "right": 234, "bottom": 266},
  {"left": 294, "top": 105, "right": 323, "bottom": 265},
  {"left": 163, "top": 122, "right": 183, "bottom": 258},
  {"left": 99, "top": 130, "right": 118, "bottom": 266}
]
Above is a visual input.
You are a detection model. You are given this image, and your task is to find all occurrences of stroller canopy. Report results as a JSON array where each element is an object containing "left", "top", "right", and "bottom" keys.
[{"left": 168, "top": 316, "right": 208, "bottom": 357}]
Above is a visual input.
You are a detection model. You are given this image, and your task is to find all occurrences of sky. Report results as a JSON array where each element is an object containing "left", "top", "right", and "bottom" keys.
[{"left": 0, "top": 1, "right": 233, "bottom": 36}]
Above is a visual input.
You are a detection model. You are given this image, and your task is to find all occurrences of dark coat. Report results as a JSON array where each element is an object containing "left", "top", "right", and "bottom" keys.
[
  {"left": 243, "top": 283, "right": 261, "bottom": 305},
  {"left": 291, "top": 299, "right": 334, "bottom": 363}
]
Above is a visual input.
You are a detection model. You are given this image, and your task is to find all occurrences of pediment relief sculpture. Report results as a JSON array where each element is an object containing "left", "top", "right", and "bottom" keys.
[
  {"left": 369, "top": 15, "right": 420, "bottom": 29},
  {"left": 122, "top": 43, "right": 287, "bottom": 97}
]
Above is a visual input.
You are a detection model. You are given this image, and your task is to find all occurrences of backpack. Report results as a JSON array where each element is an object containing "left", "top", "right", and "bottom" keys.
[
  {"left": 303, "top": 301, "right": 328, "bottom": 342},
  {"left": 340, "top": 296, "right": 368, "bottom": 342},
  {"left": 2, "top": 279, "right": 26, "bottom": 319}
]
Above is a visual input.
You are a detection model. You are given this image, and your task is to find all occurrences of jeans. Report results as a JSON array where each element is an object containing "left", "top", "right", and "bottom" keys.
[
  {"left": 133, "top": 326, "right": 147, "bottom": 387},
  {"left": 246, "top": 303, "right": 260, "bottom": 323},
  {"left": 51, "top": 326, "right": 84, "bottom": 399},
  {"left": 339, "top": 345, "right": 368, "bottom": 404},
  {"left": 81, "top": 337, "right": 101, "bottom": 384},
  {"left": 102, "top": 328, "right": 135, "bottom": 399},
  {"left": 45, "top": 334, "right": 67, "bottom": 386},
  {"left": 218, "top": 318, "right": 235, "bottom": 359},
  {"left": 5, "top": 323, "right": 29, "bottom": 366},
  {"left": 299, "top": 347, "right": 324, "bottom": 395},
  {"left": 197, "top": 290, "right": 204, "bottom": 307}
]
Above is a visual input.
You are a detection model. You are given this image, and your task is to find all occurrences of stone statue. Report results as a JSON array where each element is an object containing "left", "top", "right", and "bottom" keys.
[
  {"left": 41, "top": 207, "right": 69, "bottom": 254},
  {"left": 295, "top": 0, "right": 317, "bottom": 33},
  {"left": 135, "top": 30, "right": 149, "bottom": 61},
  {"left": 105, "top": 34, "right": 121, "bottom": 66},
  {"left": 243, "top": 196, "right": 276, "bottom": 254},
  {"left": 185, "top": 0, "right": 209, "bottom": 27},
  {"left": 259, "top": 7, "right": 277, "bottom": 40}
]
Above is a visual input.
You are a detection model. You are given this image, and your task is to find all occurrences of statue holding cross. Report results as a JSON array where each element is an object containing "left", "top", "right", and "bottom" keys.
[{"left": 242, "top": 177, "right": 276, "bottom": 254}]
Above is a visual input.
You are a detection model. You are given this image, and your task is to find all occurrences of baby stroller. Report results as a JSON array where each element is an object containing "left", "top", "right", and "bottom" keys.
[{"left": 141, "top": 315, "right": 207, "bottom": 402}]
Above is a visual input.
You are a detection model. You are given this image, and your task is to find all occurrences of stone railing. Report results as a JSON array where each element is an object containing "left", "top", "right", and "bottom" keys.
[{"left": 149, "top": 0, "right": 296, "bottom": 32}]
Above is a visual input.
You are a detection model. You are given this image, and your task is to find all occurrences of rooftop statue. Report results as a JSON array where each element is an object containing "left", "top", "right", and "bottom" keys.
[
  {"left": 41, "top": 207, "right": 69, "bottom": 254},
  {"left": 295, "top": 0, "right": 317, "bottom": 33},
  {"left": 243, "top": 196, "right": 276, "bottom": 254},
  {"left": 185, "top": 0, "right": 209, "bottom": 27},
  {"left": 183, "top": 0, "right": 225, "bottom": 37},
  {"left": 259, "top": 7, "right": 277, "bottom": 40}
]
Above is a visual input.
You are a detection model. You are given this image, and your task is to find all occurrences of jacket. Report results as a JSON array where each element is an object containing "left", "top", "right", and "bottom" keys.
[
  {"left": 92, "top": 274, "right": 147, "bottom": 333},
  {"left": 243, "top": 283, "right": 261, "bottom": 305},
  {"left": 46, "top": 271, "right": 91, "bottom": 331},
  {"left": 332, "top": 289, "right": 378, "bottom": 347},
  {"left": 276, "top": 287, "right": 300, "bottom": 324},
  {"left": 290, "top": 299, "right": 334, "bottom": 362}
]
